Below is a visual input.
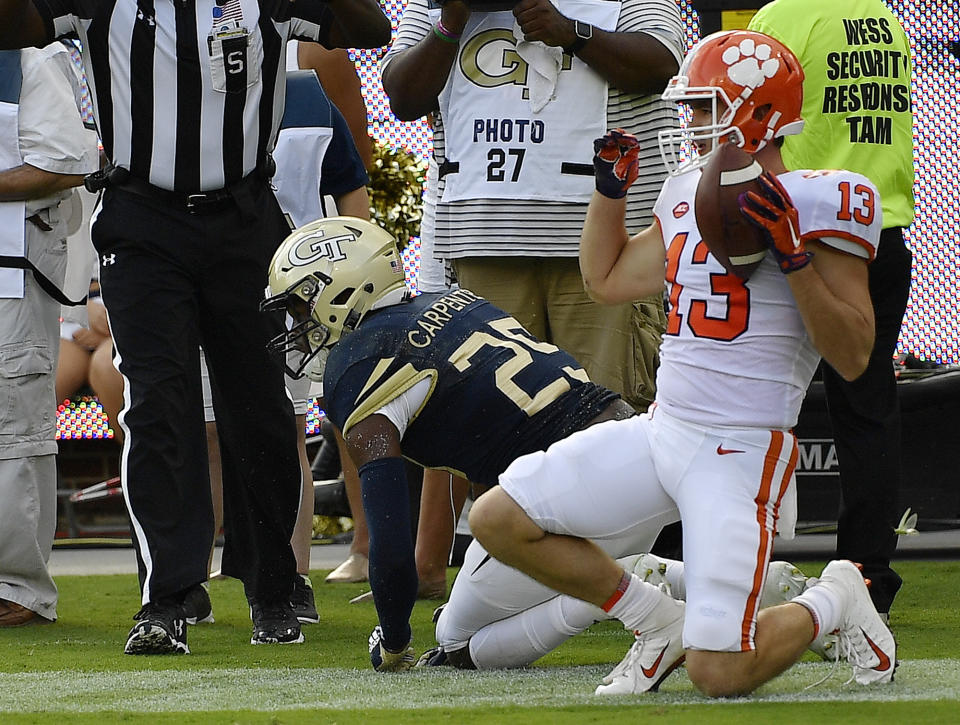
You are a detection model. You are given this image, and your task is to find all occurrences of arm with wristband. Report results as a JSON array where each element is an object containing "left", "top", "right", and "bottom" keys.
[
  {"left": 512, "top": 0, "right": 680, "bottom": 95},
  {"left": 380, "top": 0, "right": 471, "bottom": 121}
]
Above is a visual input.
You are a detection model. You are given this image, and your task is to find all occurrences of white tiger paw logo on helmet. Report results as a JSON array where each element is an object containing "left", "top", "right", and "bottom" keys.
[{"left": 721, "top": 37, "right": 780, "bottom": 89}]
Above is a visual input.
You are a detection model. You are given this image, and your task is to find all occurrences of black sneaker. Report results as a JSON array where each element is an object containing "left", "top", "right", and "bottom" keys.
[
  {"left": 249, "top": 599, "right": 304, "bottom": 645},
  {"left": 182, "top": 582, "right": 214, "bottom": 625},
  {"left": 124, "top": 598, "right": 189, "bottom": 655},
  {"left": 290, "top": 575, "right": 319, "bottom": 624}
]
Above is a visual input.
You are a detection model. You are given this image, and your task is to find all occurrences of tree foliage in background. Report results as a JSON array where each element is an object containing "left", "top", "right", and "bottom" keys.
[{"left": 367, "top": 140, "right": 427, "bottom": 249}]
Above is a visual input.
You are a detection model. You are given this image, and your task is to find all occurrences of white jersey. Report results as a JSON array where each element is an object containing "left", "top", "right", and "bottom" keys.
[{"left": 653, "top": 167, "right": 882, "bottom": 430}]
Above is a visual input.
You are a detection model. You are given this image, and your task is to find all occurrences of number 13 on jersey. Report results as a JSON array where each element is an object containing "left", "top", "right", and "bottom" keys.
[{"left": 665, "top": 232, "right": 751, "bottom": 342}]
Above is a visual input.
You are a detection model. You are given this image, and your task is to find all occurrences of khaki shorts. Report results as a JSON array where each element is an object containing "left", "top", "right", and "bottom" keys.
[{"left": 453, "top": 256, "right": 664, "bottom": 411}]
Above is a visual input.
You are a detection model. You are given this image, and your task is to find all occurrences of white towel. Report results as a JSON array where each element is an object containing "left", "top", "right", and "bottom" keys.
[{"left": 512, "top": 20, "right": 564, "bottom": 113}]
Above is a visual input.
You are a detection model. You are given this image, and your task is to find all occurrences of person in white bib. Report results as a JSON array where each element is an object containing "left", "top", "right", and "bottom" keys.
[{"left": 0, "top": 43, "right": 98, "bottom": 627}]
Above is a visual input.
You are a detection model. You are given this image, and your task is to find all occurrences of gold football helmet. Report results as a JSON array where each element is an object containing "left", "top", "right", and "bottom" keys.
[{"left": 262, "top": 216, "right": 407, "bottom": 380}]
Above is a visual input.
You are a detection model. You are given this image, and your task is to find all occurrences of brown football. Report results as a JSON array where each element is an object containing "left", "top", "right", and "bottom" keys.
[{"left": 695, "top": 143, "right": 769, "bottom": 280}]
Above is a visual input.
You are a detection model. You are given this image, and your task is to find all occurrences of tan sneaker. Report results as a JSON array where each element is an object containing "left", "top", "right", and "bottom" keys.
[{"left": 325, "top": 553, "right": 369, "bottom": 583}]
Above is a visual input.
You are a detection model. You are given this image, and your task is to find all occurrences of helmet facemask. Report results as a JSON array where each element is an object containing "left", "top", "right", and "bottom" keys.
[
  {"left": 262, "top": 273, "right": 334, "bottom": 380},
  {"left": 658, "top": 85, "right": 744, "bottom": 177}
]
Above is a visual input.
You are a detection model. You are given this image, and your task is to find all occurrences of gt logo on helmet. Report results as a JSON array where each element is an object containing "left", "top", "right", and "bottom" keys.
[{"left": 288, "top": 230, "right": 357, "bottom": 267}]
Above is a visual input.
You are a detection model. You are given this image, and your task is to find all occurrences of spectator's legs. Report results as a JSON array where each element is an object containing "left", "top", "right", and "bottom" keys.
[
  {"left": 0, "top": 456, "right": 58, "bottom": 621},
  {"left": 1, "top": 243, "right": 70, "bottom": 622},
  {"left": 415, "top": 470, "right": 469, "bottom": 599},
  {"left": 291, "top": 416, "right": 313, "bottom": 575},
  {"left": 324, "top": 427, "right": 370, "bottom": 584},
  {"left": 205, "top": 420, "right": 223, "bottom": 575},
  {"left": 453, "top": 257, "right": 663, "bottom": 413},
  {"left": 88, "top": 338, "right": 125, "bottom": 444},
  {"left": 453, "top": 256, "right": 548, "bottom": 339},
  {"left": 542, "top": 258, "right": 662, "bottom": 412},
  {"left": 55, "top": 337, "right": 90, "bottom": 404}
]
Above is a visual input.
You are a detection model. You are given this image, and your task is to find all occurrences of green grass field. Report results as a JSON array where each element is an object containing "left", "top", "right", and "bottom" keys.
[{"left": 2, "top": 559, "right": 958, "bottom": 724}]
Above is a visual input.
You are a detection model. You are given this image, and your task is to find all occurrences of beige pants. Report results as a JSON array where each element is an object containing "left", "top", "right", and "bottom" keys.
[
  {"left": 453, "top": 256, "right": 664, "bottom": 411},
  {"left": 0, "top": 225, "right": 65, "bottom": 621}
]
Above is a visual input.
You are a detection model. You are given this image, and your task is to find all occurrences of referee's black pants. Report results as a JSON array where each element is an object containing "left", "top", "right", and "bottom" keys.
[
  {"left": 821, "top": 226, "right": 912, "bottom": 614},
  {"left": 92, "top": 181, "right": 300, "bottom": 607}
]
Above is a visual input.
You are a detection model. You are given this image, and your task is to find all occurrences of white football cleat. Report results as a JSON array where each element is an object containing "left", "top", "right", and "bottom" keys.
[
  {"left": 596, "top": 593, "right": 685, "bottom": 695},
  {"left": 808, "top": 630, "right": 840, "bottom": 662},
  {"left": 814, "top": 560, "right": 896, "bottom": 684},
  {"left": 802, "top": 575, "right": 839, "bottom": 661},
  {"left": 759, "top": 560, "right": 808, "bottom": 608}
]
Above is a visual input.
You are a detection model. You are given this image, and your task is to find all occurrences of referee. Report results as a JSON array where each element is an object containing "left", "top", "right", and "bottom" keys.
[{"left": 0, "top": 0, "right": 390, "bottom": 654}]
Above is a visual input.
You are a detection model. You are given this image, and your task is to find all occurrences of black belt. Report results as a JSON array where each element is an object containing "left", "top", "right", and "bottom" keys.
[
  {"left": 85, "top": 159, "right": 275, "bottom": 215},
  {"left": 112, "top": 171, "right": 265, "bottom": 215}
]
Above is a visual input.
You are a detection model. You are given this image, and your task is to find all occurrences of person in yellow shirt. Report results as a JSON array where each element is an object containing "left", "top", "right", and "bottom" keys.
[{"left": 749, "top": 0, "right": 915, "bottom": 622}]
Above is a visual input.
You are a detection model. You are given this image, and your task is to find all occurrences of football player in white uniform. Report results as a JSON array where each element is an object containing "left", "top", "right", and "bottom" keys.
[{"left": 467, "top": 30, "right": 896, "bottom": 697}]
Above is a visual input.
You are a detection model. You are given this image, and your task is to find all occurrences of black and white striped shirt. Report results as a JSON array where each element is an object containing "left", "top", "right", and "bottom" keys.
[{"left": 35, "top": 0, "right": 334, "bottom": 192}]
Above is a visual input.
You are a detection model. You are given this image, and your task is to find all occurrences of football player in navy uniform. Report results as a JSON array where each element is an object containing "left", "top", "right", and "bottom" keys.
[{"left": 262, "top": 216, "right": 652, "bottom": 670}]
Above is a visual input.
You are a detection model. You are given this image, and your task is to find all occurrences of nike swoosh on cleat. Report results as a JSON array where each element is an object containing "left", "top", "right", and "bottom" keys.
[
  {"left": 861, "top": 627, "right": 892, "bottom": 671},
  {"left": 716, "top": 445, "right": 745, "bottom": 455},
  {"left": 641, "top": 643, "right": 669, "bottom": 678}
]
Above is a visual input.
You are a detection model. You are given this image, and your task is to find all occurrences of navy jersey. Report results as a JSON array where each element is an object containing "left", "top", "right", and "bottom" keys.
[{"left": 323, "top": 289, "right": 618, "bottom": 485}]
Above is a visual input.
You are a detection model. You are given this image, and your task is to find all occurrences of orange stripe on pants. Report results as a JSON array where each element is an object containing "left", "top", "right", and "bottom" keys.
[{"left": 740, "top": 431, "right": 788, "bottom": 650}]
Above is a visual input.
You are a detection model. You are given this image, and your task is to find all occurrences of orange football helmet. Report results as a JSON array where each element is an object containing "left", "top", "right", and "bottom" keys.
[{"left": 659, "top": 30, "right": 805, "bottom": 175}]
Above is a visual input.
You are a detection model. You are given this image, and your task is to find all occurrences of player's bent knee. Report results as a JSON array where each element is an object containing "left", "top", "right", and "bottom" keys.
[
  {"left": 467, "top": 491, "right": 504, "bottom": 551},
  {"left": 685, "top": 650, "right": 757, "bottom": 698},
  {"left": 468, "top": 488, "right": 531, "bottom": 555}
]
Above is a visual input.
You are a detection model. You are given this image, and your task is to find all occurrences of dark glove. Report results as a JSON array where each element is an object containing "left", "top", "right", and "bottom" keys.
[
  {"left": 592, "top": 129, "right": 639, "bottom": 199},
  {"left": 738, "top": 171, "right": 812, "bottom": 274}
]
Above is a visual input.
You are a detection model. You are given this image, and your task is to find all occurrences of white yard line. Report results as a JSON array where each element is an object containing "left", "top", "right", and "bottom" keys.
[{"left": 1, "top": 660, "right": 958, "bottom": 712}]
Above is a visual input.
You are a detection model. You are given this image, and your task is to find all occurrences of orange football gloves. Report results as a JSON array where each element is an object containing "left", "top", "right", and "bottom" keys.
[
  {"left": 593, "top": 129, "right": 640, "bottom": 199},
  {"left": 739, "top": 171, "right": 813, "bottom": 274}
]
